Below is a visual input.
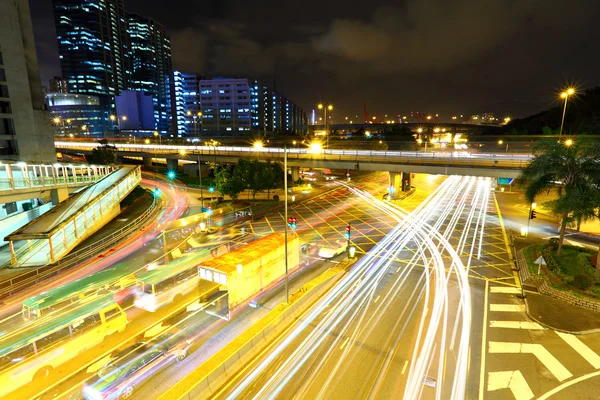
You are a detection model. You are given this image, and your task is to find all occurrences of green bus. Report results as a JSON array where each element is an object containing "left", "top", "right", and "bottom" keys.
[
  {"left": 0, "top": 296, "right": 127, "bottom": 397},
  {"left": 22, "top": 264, "right": 137, "bottom": 320}
]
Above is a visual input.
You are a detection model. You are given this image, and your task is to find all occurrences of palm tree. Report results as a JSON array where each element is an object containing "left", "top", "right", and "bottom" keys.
[{"left": 519, "top": 138, "right": 600, "bottom": 257}]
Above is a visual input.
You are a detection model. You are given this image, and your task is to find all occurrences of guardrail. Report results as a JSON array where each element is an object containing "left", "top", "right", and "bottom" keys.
[{"left": 0, "top": 195, "right": 163, "bottom": 300}]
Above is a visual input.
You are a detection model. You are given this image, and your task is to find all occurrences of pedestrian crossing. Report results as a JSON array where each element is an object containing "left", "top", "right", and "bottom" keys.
[{"left": 484, "top": 284, "right": 600, "bottom": 400}]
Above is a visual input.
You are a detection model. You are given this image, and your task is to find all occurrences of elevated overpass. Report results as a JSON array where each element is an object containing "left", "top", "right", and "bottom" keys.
[
  {"left": 4, "top": 166, "right": 141, "bottom": 267},
  {"left": 55, "top": 141, "right": 531, "bottom": 180}
]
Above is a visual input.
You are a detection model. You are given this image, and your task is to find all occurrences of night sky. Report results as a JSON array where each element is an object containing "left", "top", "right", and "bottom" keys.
[{"left": 31, "top": 0, "right": 600, "bottom": 120}]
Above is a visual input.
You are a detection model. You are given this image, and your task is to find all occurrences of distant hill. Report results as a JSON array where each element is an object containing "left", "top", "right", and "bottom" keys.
[{"left": 505, "top": 87, "right": 600, "bottom": 135}]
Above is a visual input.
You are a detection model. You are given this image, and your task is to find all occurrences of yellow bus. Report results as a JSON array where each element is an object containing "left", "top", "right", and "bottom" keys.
[{"left": 0, "top": 296, "right": 127, "bottom": 398}]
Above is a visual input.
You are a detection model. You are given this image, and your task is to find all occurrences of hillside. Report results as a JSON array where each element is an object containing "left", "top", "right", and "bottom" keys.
[{"left": 505, "top": 87, "right": 600, "bottom": 134}]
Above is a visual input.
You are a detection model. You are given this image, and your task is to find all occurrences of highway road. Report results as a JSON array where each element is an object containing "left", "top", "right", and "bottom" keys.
[{"left": 213, "top": 175, "right": 493, "bottom": 399}]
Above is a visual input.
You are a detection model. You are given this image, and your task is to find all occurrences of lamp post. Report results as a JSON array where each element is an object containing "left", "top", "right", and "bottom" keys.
[
  {"left": 498, "top": 139, "right": 508, "bottom": 152},
  {"left": 283, "top": 145, "right": 289, "bottom": 304},
  {"left": 559, "top": 88, "right": 575, "bottom": 138},
  {"left": 153, "top": 131, "right": 161, "bottom": 146},
  {"left": 110, "top": 114, "right": 127, "bottom": 137},
  {"left": 318, "top": 104, "right": 333, "bottom": 149}
]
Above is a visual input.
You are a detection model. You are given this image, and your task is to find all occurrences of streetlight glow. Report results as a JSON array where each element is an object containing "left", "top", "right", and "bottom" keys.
[
  {"left": 310, "top": 142, "right": 322, "bottom": 153},
  {"left": 318, "top": 104, "right": 323, "bottom": 110},
  {"left": 564, "top": 139, "right": 573, "bottom": 147},
  {"left": 110, "top": 115, "right": 116, "bottom": 121},
  {"left": 253, "top": 140, "right": 263, "bottom": 149},
  {"left": 327, "top": 105, "right": 333, "bottom": 111}
]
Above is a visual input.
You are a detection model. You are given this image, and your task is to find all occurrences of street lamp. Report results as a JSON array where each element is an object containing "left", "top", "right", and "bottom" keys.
[
  {"left": 564, "top": 138, "right": 573, "bottom": 147},
  {"left": 253, "top": 140, "right": 263, "bottom": 149},
  {"left": 318, "top": 103, "right": 333, "bottom": 148},
  {"left": 559, "top": 88, "right": 575, "bottom": 138},
  {"left": 153, "top": 131, "right": 161, "bottom": 146},
  {"left": 310, "top": 142, "right": 322, "bottom": 154},
  {"left": 283, "top": 146, "right": 290, "bottom": 304}
]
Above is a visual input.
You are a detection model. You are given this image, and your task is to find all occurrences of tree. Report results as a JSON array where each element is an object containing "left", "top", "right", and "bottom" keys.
[
  {"left": 520, "top": 138, "right": 600, "bottom": 257},
  {"left": 214, "top": 164, "right": 244, "bottom": 200},
  {"left": 89, "top": 139, "right": 117, "bottom": 164}
]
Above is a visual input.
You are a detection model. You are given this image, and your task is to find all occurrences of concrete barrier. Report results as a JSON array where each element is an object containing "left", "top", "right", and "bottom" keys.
[{"left": 159, "top": 267, "right": 345, "bottom": 400}]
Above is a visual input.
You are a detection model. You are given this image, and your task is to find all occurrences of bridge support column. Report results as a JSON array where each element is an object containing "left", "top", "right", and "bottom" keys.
[
  {"left": 51, "top": 187, "right": 68, "bottom": 205},
  {"left": 290, "top": 167, "right": 300, "bottom": 182},
  {"left": 401, "top": 172, "right": 412, "bottom": 192},
  {"left": 143, "top": 157, "right": 153, "bottom": 168},
  {"left": 388, "top": 172, "right": 401, "bottom": 199},
  {"left": 166, "top": 158, "right": 178, "bottom": 171}
]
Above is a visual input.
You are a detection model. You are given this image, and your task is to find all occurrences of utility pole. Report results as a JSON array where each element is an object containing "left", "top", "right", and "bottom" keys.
[{"left": 284, "top": 146, "right": 289, "bottom": 304}]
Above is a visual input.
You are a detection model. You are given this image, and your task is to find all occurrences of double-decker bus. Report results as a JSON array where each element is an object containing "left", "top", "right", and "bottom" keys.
[
  {"left": 0, "top": 296, "right": 127, "bottom": 398},
  {"left": 22, "top": 264, "right": 137, "bottom": 320},
  {"left": 134, "top": 253, "right": 207, "bottom": 312}
]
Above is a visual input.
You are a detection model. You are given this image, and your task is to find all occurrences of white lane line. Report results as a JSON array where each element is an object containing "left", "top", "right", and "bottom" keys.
[
  {"left": 487, "top": 370, "right": 534, "bottom": 400},
  {"left": 373, "top": 295, "right": 380, "bottom": 304},
  {"left": 490, "top": 286, "right": 521, "bottom": 294},
  {"left": 490, "top": 304, "right": 525, "bottom": 312},
  {"left": 489, "top": 321, "right": 545, "bottom": 330},
  {"left": 479, "top": 280, "right": 489, "bottom": 400},
  {"left": 340, "top": 337, "right": 350, "bottom": 350},
  {"left": 556, "top": 331, "right": 600, "bottom": 369},
  {"left": 489, "top": 342, "right": 572, "bottom": 382}
]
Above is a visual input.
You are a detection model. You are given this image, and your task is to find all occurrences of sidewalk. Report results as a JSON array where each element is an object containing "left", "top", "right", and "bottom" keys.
[{"left": 524, "top": 292, "right": 600, "bottom": 333}]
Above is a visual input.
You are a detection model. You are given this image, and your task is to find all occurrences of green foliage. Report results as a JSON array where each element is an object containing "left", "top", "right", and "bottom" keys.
[
  {"left": 577, "top": 252, "right": 591, "bottom": 269},
  {"left": 214, "top": 164, "right": 244, "bottom": 200},
  {"left": 572, "top": 274, "right": 593, "bottom": 290},
  {"left": 541, "top": 126, "right": 554, "bottom": 135},
  {"left": 214, "top": 159, "right": 284, "bottom": 200},
  {"left": 548, "top": 238, "right": 560, "bottom": 250},
  {"left": 121, "top": 185, "right": 148, "bottom": 207},
  {"left": 89, "top": 139, "right": 117, "bottom": 164}
]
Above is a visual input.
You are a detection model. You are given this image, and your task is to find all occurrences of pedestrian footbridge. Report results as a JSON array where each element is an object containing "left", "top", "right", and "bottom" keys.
[{"left": 4, "top": 165, "right": 142, "bottom": 267}]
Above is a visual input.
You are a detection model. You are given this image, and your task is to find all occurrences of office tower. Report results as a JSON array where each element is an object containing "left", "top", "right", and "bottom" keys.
[
  {"left": 52, "top": 0, "right": 129, "bottom": 113},
  {"left": 127, "top": 14, "right": 171, "bottom": 133},
  {"left": 47, "top": 93, "right": 103, "bottom": 136},
  {"left": 167, "top": 71, "right": 203, "bottom": 137}
]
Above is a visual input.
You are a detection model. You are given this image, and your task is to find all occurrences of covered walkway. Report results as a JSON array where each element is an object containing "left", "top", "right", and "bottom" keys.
[{"left": 4, "top": 166, "right": 142, "bottom": 267}]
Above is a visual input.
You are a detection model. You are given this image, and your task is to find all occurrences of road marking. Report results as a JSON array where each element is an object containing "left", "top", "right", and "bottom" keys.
[
  {"left": 556, "top": 331, "right": 600, "bottom": 369},
  {"left": 264, "top": 217, "right": 275, "bottom": 233},
  {"left": 493, "top": 194, "right": 521, "bottom": 288},
  {"left": 487, "top": 370, "right": 534, "bottom": 400},
  {"left": 490, "top": 286, "right": 521, "bottom": 294},
  {"left": 489, "top": 341, "right": 572, "bottom": 381},
  {"left": 401, "top": 360, "right": 409, "bottom": 374},
  {"left": 489, "top": 321, "right": 545, "bottom": 330},
  {"left": 490, "top": 304, "right": 525, "bottom": 312},
  {"left": 373, "top": 295, "right": 380, "bottom": 304},
  {"left": 537, "top": 370, "right": 600, "bottom": 400},
  {"left": 478, "top": 280, "right": 489, "bottom": 400},
  {"left": 340, "top": 337, "right": 350, "bottom": 350}
]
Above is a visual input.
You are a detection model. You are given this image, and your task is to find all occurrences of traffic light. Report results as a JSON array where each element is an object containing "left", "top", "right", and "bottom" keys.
[
  {"left": 167, "top": 171, "right": 176, "bottom": 180},
  {"left": 529, "top": 210, "right": 537, "bottom": 220},
  {"left": 153, "top": 186, "right": 161, "bottom": 197},
  {"left": 288, "top": 217, "right": 297, "bottom": 229},
  {"left": 345, "top": 224, "right": 351, "bottom": 240},
  {"left": 208, "top": 186, "right": 214, "bottom": 193},
  {"left": 207, "top": 205, "right": 213, "bottom": 215},
  {"left": 389, "top": 185, "right": 395, "bottom": 193}
]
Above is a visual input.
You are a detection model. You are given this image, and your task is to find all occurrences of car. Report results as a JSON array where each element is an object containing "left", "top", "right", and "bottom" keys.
[
  {"left": 318, "top": 241, "right": 347, "bottom": 259},
  {"left": 82, "top": 331, "right": 192, "bottom": 400}
]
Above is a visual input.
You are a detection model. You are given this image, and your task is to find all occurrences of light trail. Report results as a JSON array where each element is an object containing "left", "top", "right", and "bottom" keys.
[{"left": 221, "top": 175, "right": 491, "bottom": 400}]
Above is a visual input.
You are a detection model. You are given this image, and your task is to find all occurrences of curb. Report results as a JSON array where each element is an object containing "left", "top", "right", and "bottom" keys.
[{"left": 515, "top": 248, "right": 600, "bottom": 335}]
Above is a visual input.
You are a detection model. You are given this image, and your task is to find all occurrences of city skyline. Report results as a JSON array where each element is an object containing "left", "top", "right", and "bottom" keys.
[{"left": 32, "top": 0, "right": 600, "bottom": 120}]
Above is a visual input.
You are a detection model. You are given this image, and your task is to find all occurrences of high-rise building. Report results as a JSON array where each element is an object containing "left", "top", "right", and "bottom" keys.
[
  {"left": 0, "top": 0, "right": 56, "bottom": 161},
  {"left": 167, "top": 71, "right": 203, "bottom": 137},
  {"left": 115, "top": 90, "right": 154, "bottom": 131},
  {"left": 52, "top": 0, "right": 129, "bottom": 112},
  {"left": 200, "top": 78, "right": 253, "bottom": 134},
  {"left": 49, "top": 76, "right": 68, "bottom": 93},
  {"left": 47, "top": 93, "right": 103, "bottom": 137},
  {"left": 127, "top": 14, "right": 171, "bottom": 133}
]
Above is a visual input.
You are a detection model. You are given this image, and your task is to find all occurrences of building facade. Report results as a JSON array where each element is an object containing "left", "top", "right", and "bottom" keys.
[
  {"left": 115, "top": 90, "right": 154, "bottom": 131},
  {"left": 0, "top": 0, "right": 56, "bottom": 161},
  {"left": 200, "top": 78, "right": 253, "bottom": 134},
  {"left": 49, "top": 76, "right": 68, "bottom": 94},
  {"left": 47, "top": 93, "right": 103, "bottom": 137},
  {"left": 127, "top": 14, "right": 171, "bottom": 133},
  {"left": 167, "top": 71, "right": 203, "bottom": 137},
  {"left": 52, "top": 0, "right": 130, "bottom": 114}
]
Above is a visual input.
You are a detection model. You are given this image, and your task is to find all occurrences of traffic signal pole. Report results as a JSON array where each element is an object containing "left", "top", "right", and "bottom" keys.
[{"left": 284, "top": 146, "right": 289, "bottom": 304}]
